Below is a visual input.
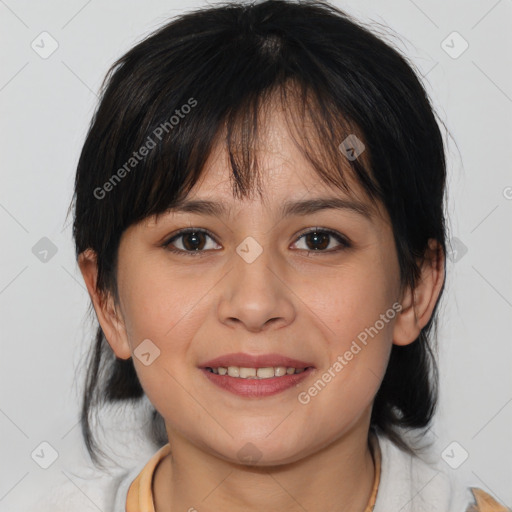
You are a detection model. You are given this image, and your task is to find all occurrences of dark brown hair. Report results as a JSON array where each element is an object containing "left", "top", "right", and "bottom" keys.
[{"left": 71, "top": 0, "right": 448, "bottom": 468}]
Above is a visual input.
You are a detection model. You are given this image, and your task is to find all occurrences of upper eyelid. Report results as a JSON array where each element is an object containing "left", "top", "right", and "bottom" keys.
[
  {"left": 294, "top": 226, "right": 349, "bottom": 241},
  {"left": 164, "top": 227, "right": 219, "bottom": 244}
]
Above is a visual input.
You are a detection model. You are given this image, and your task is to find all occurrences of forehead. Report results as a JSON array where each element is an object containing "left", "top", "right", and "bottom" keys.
[
  {"left": 179, "top": 107, "right": 383, "bottom": 220},
  {"left": 174, "top": 110, "right": 389, "bottom": 228}
]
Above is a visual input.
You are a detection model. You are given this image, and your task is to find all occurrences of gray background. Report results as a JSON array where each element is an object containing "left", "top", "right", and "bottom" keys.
[{"left": 1, "top": 0, "right": 511, "bottom": 509}]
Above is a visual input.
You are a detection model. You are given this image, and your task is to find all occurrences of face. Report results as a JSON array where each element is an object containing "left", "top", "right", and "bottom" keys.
[{"left": 104, "top": 108, "right": 406, "bottom": 465}]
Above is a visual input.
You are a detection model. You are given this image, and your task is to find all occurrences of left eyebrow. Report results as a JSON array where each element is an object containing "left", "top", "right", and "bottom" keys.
[
  {"left": 279, "top": 197, "right": 373, "bottom": 220},
  {"left": 166, "top": 196, "right": 373, "bottom": 220}
]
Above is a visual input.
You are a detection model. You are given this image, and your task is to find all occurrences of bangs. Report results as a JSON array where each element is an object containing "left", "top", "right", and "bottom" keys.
[
  {"left": 84, "top": 33, "right": 384, "bottom": 241},
  {"left": 148, "top": 79, "right": 382, "bottom": 222}
]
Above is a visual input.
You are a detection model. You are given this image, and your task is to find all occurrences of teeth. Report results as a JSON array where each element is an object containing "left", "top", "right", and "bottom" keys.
[
  {"left": 227, "top": 366, "right": 239, "bottom": 377},
  {"left": 257, "top": 367, "right": 276, "bottom": 378},
  {"left": 239, "top": 367, "right": 256, "bottom": 378},
  {"left": 206, "top": 366, "right": 308, "bottom": 379}
]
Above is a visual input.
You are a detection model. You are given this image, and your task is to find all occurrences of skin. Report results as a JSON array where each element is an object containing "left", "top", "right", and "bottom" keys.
[{"left": 79, "top": 106, "right": 445, "bottom": 512}]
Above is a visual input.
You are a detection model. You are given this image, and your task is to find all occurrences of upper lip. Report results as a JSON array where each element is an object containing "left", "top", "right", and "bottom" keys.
[{"left": 199, "top": 352, "right": 315, "bottom": 369}]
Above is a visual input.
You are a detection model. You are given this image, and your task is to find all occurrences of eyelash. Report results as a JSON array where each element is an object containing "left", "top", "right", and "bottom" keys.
[{"left": 161, "top": 227, "right": 351, "bottom": 257}]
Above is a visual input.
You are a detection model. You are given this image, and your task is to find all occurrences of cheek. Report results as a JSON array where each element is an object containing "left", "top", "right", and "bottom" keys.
[
  {"left": 119, "top": 259, "right": 201, "bottom": 342},
  {"left": 298, "top": 274, "right": 396, "bottom": 435},
  {"left": 117, "top": 260, "right": 207, "bottom": 390},
  {"left": 301, "top": 255, "right": 398, "bottom": 345},
  {"left": 296, "top": 256, "right": 398, "bottom": 411}
]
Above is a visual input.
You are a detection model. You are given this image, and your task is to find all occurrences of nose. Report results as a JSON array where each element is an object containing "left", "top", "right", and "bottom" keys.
[{"left": 217, "top": 239, "right": 296, "bottom": 333}]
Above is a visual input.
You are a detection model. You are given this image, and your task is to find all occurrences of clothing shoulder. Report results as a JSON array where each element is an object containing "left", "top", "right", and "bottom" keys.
[
  {"left": 373, "top": 432, "right": 509, "bottom": 512},
  {"left": 466, "top": 488, "right": 511, "bottom": 512},
  {"left": 23, "top": 466, "right": 132, "bottom": 512},
  {"left": 112, "top": 461, "right": 148, "bottom": 511},
  {"left": 22, "top": 445, "right": 154, "bottom": 512}
]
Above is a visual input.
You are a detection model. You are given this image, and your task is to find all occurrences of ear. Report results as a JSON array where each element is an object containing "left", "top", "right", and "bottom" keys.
[
  {"left": 78, "top": 248, "right": 132, "bottom": 360},
  {"left": 393, "top": 239, "right": 445, "bottom": 346}
]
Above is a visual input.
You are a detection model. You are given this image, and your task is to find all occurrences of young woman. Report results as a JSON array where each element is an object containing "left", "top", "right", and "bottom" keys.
[{"left": 71, "top": 1, "right": 509, "bottom": 510}]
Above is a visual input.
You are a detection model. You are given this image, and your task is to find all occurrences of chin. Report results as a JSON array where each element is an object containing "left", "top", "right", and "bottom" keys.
[{"left": 207, "top": 434, "right": 310, "bottom": 467}]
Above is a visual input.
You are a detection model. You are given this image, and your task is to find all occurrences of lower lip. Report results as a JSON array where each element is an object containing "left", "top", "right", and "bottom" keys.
[{"left": 199, "top": 368, "right": 314, "bottom": 398}]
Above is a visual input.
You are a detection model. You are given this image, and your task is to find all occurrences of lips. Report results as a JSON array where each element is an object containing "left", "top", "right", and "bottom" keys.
[
  {"left": 198, "top": 352, "right": 315, "bottom": 369},
  {"left": 199, "top": 366, "right": 315, "bottom": 398},
  {"left": 198, "top": 352, "right": 316, "bottom": 398}
]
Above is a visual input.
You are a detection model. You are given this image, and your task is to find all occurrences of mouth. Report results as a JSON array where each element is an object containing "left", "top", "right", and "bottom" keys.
[{"left": 198, "top": 353, "right": 316, "bottom": 398}]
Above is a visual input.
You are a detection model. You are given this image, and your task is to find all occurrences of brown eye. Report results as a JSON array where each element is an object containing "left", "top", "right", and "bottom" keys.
[
  {"left": 292, "top": 228, "right": 351, "bottom": 253},
  {"left": 163, "top": 228, "right": 221, "bottom": 256},
  {"left": 180, "top": 231, "right": 206, "bottom": 251},
  {"left": 304, "top": 231, "right": 330, "bottom": 250}
]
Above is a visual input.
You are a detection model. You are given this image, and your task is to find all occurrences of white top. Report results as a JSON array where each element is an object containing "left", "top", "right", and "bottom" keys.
[
  {"left": 373, "top": 432, "right": 475, "bottom": 511},
  {"left": 27, "top": 431, "right": 500, "bottom": 511}
]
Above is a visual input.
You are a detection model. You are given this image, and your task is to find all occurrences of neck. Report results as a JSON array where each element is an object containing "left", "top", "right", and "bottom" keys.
[{"left": 153, "top": 419, "right": 376, "bottom": 512}]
